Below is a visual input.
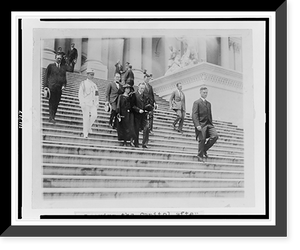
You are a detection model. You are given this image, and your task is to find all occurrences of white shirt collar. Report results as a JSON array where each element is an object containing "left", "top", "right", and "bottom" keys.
[{"left": 200, "top": 97, "right": 206, "bottom": 102}]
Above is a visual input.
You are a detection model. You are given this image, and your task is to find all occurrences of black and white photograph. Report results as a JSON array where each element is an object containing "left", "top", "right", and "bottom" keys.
[{"left": 8, "top": 7, "right": 288, "bottom": 238}]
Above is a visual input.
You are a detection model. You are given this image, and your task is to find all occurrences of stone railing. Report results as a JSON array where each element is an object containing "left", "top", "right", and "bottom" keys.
[{"left": 151, "top": 62, "right": 243, "bottom": 97}]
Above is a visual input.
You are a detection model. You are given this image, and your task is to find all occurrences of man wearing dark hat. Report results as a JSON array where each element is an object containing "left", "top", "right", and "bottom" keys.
[
  {"left": 105, "top": 72, "right": 124, "bottom": 129},
  {"left": 66, "top": 43, "right": 78, "bottom": 72},
  {"left": 132, "top": 82, "right": 152, "bottom": 148},
  {"left": 78, "top": 68, "right": 99, "bottom": 138},
  {"left": 123, "top": 63, "right": 135, "bottom": 87},
  {"left": 44, "top": 53, "right": 67, "bottom": 123}
]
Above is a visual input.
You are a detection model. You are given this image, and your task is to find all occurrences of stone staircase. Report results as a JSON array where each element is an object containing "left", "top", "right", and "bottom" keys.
[{"left": 41, "top": 70, "right": 244, "bottom": 202}]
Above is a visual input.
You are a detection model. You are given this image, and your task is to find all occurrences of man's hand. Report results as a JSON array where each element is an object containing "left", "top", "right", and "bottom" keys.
[
  {"left": 62, "top": 86, "right": 65, "bottom": 90},
  {"left": 196, "top": 126, "right": 202, "bottom": 131},
  {"left": 139, "top": 109, "right": 144, "bottom": 114}
]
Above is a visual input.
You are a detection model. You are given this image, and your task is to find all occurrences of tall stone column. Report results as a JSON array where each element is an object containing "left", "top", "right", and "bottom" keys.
[
  {"left": 70, "top": 38, "right": 82, "bottom": 73},
  {"left": 221, "top": 37, "right": 230, "bottom": 69},
  {"left": 129, "top": 37, "right": 142, "bottom": 70},
  {"left": 54, "top": 38, "right": 67, "bottom": 52},
  {"left": 229, "top": 37, "right": 243, "bottom": 72},
  {"left": 128, "top": 37, "right": 144, "bottom": 83},
  {"left": 83, "top": 38, "right": 108, "bottom": 79},
  {"left": 42, "top": 38, "right": 56, "bottom": 68},
  {"left": 198, "top": 37, "right": 207, "bottom": 62},
  {"left": 142, "top": 37, "right": 152, "bottom": 74}
]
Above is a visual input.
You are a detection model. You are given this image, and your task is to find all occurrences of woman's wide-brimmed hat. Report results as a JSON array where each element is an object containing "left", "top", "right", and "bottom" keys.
[
  {"left": 123, "top": 83, "right": 134, "bottom": 91},
  {"left": 43, "top": 87, "right": 51, "bottom": 100}
]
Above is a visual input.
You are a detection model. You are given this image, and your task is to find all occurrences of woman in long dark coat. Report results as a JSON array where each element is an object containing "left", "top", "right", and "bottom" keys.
[{"left": 116, "top": 84, "right": 136, "bottom": 146}]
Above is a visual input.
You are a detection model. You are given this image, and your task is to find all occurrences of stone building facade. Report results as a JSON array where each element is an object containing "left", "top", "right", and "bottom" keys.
[{"left": 42, "top": 35, "right": 243, "bottom": 127}]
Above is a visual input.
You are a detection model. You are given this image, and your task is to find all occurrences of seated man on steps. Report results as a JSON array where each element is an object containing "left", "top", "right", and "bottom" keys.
[{"left": 78, "top": 68, "right": 99, "bottom": 138}]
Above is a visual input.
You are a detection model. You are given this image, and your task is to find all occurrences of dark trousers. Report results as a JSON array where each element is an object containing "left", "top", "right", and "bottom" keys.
[
  {"left": 48, "top": 88, "right": 62, "bottom": 120},
  {"left": 173, "top": 109, "right": 185, "bottom": 132},
  {"left": 134, "top": 114, "right": 149, "bottom": 147},
  {"left": 148, "top": 111, "right": 154, "bottom": 131},
  {"left": 109, "top": 109, "right": 117, "bottom": 128},
  {"left": 197, "top": 125, "right": 219, "bottom": 157}
]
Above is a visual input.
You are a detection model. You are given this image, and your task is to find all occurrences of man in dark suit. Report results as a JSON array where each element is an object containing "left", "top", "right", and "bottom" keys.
[
  {"left": 105, "top": 72, "right": 124, "bottom": 128},
  {"left": 169, "top": 82, "right": 186, "bottom": 133},
  {"left": 114, "top": 60, "right": 123, "bottom": 75},
  {"left": 143, "top": 71, "right": 157, "bottom": 134},
  {"left": 132, "top": 83, "right": 151, "bottom": 148},
  {"left": 66, "top": 43, "right": 78, "bottom": 72},
  {"left": 44, "top": 54, "right": 67, "bottom": 123},
  {"left": 192, "top": 86, "right": 219, "bottom": 162},
  {"left": 123, "top": 64, "right": 135, "bottom": 87}
]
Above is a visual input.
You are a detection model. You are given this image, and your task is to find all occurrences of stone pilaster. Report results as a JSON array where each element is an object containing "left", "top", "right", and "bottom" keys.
[
  {"left": 221, "top": 37, "right": 230, "bottom": 69},
  {"left": 198, "top": 37, "right": 207, "bottom": 62},
  {"left": 42, "top": 39, "right": 56, "bottom": 68},
  {"left": 82, "top": 38, "right": 108, "bottom": 79}
]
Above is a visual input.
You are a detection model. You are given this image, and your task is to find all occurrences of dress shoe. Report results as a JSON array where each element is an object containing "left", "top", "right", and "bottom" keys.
[
  {"left": 142, "top": 145, "right": 149, "bottom": 149},
  {"left": 196, "top": 155, "right": 205, "bottom": 163},
  {"left": 49, "top": 118, "right": 56, "bottom": 124}
]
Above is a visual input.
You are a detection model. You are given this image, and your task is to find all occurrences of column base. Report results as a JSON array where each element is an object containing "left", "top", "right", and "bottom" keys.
[{"left": 81, "top": 60, "right": 108, "bottom": 80}]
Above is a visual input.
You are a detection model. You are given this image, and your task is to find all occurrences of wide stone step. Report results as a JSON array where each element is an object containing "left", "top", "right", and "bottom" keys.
[
  {"left": 42, "top": 126, "right": 244, "bottom": 151},
  {"left": 43, "top": 187, "right": 244, "bottom": 199},
  {"left": 42, "top": 143, "right": 243, "bottom": 164},
  {"left": 42, "top": 114, "right": 243, "bottom": 146},
  {"left": 43, "top": 153, "right": 244, "bottom": 171},
  {"left": 43, "top": 175, "right": 244, "bottom": 189},
  {"left": 43, "top": 163, "right": 244, "bottom": 179},
  {"left": 42, "top": 96, "right": 243, "bottom": 130},
  {"left": 42, "top": 134, "right": 244, "bottom": 157},
  {"left": 41, "top": 104, "right": 244, "bottom": 137}
]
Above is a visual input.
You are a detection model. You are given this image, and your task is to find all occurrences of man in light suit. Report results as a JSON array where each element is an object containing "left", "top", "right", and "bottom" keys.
[
  {"left": 169, "top": 82, "right": 186, "bottom": 133},
  {"left": 192, "top": 86, "right": 219, "bottom": 162},
  {"left": 78, "top": 68, "right": 99, "bottom": 138},
  {"left": 105, "top": 73, "right": 124, "bottom": 128}
]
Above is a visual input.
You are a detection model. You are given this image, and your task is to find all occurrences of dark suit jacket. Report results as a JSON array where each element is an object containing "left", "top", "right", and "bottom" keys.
[
  {"left": 132, "top": 90, "right": 149, "bottom": 130},
  {"left": 169, "top": 89, "right": 186, "bottom": 111},
  {"left": 67, "top": 48, "right": 78, "bottom": 63},
  {"left": 44, "top": 63, "right": 67, "bottom": 91},
  {"left": 143, "top": 82, "right": 155, "bottom": 106},
  {"left": 105, "top": 81, "right": 124, "bottom": 110},
  {"left": 123, "top": 69, "right": 135, "bottom": 86},
  {"left": 192, "top": 98, "right": 214, "bottom": 140},
  {"left": 115, "top": 63, "right": 123, "bottom": 75}
]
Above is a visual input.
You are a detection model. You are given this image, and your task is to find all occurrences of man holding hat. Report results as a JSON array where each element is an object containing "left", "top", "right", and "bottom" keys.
[
  {"left": 105, "top": 72, "right": 124, "bottom": 129},
  {"left": 44, "top": 53, "right": 67, "bottom": 123},
  {"left": 78, "top": 68, "right": 99, "bottom": 138},
  {"left": 132, "top": 82, "right": 152, "bottom": 148}
]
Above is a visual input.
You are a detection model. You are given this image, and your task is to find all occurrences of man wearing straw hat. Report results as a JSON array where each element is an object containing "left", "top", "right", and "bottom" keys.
[{"left": 78, "top": 68, "right": 99, "bottom": 138}]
